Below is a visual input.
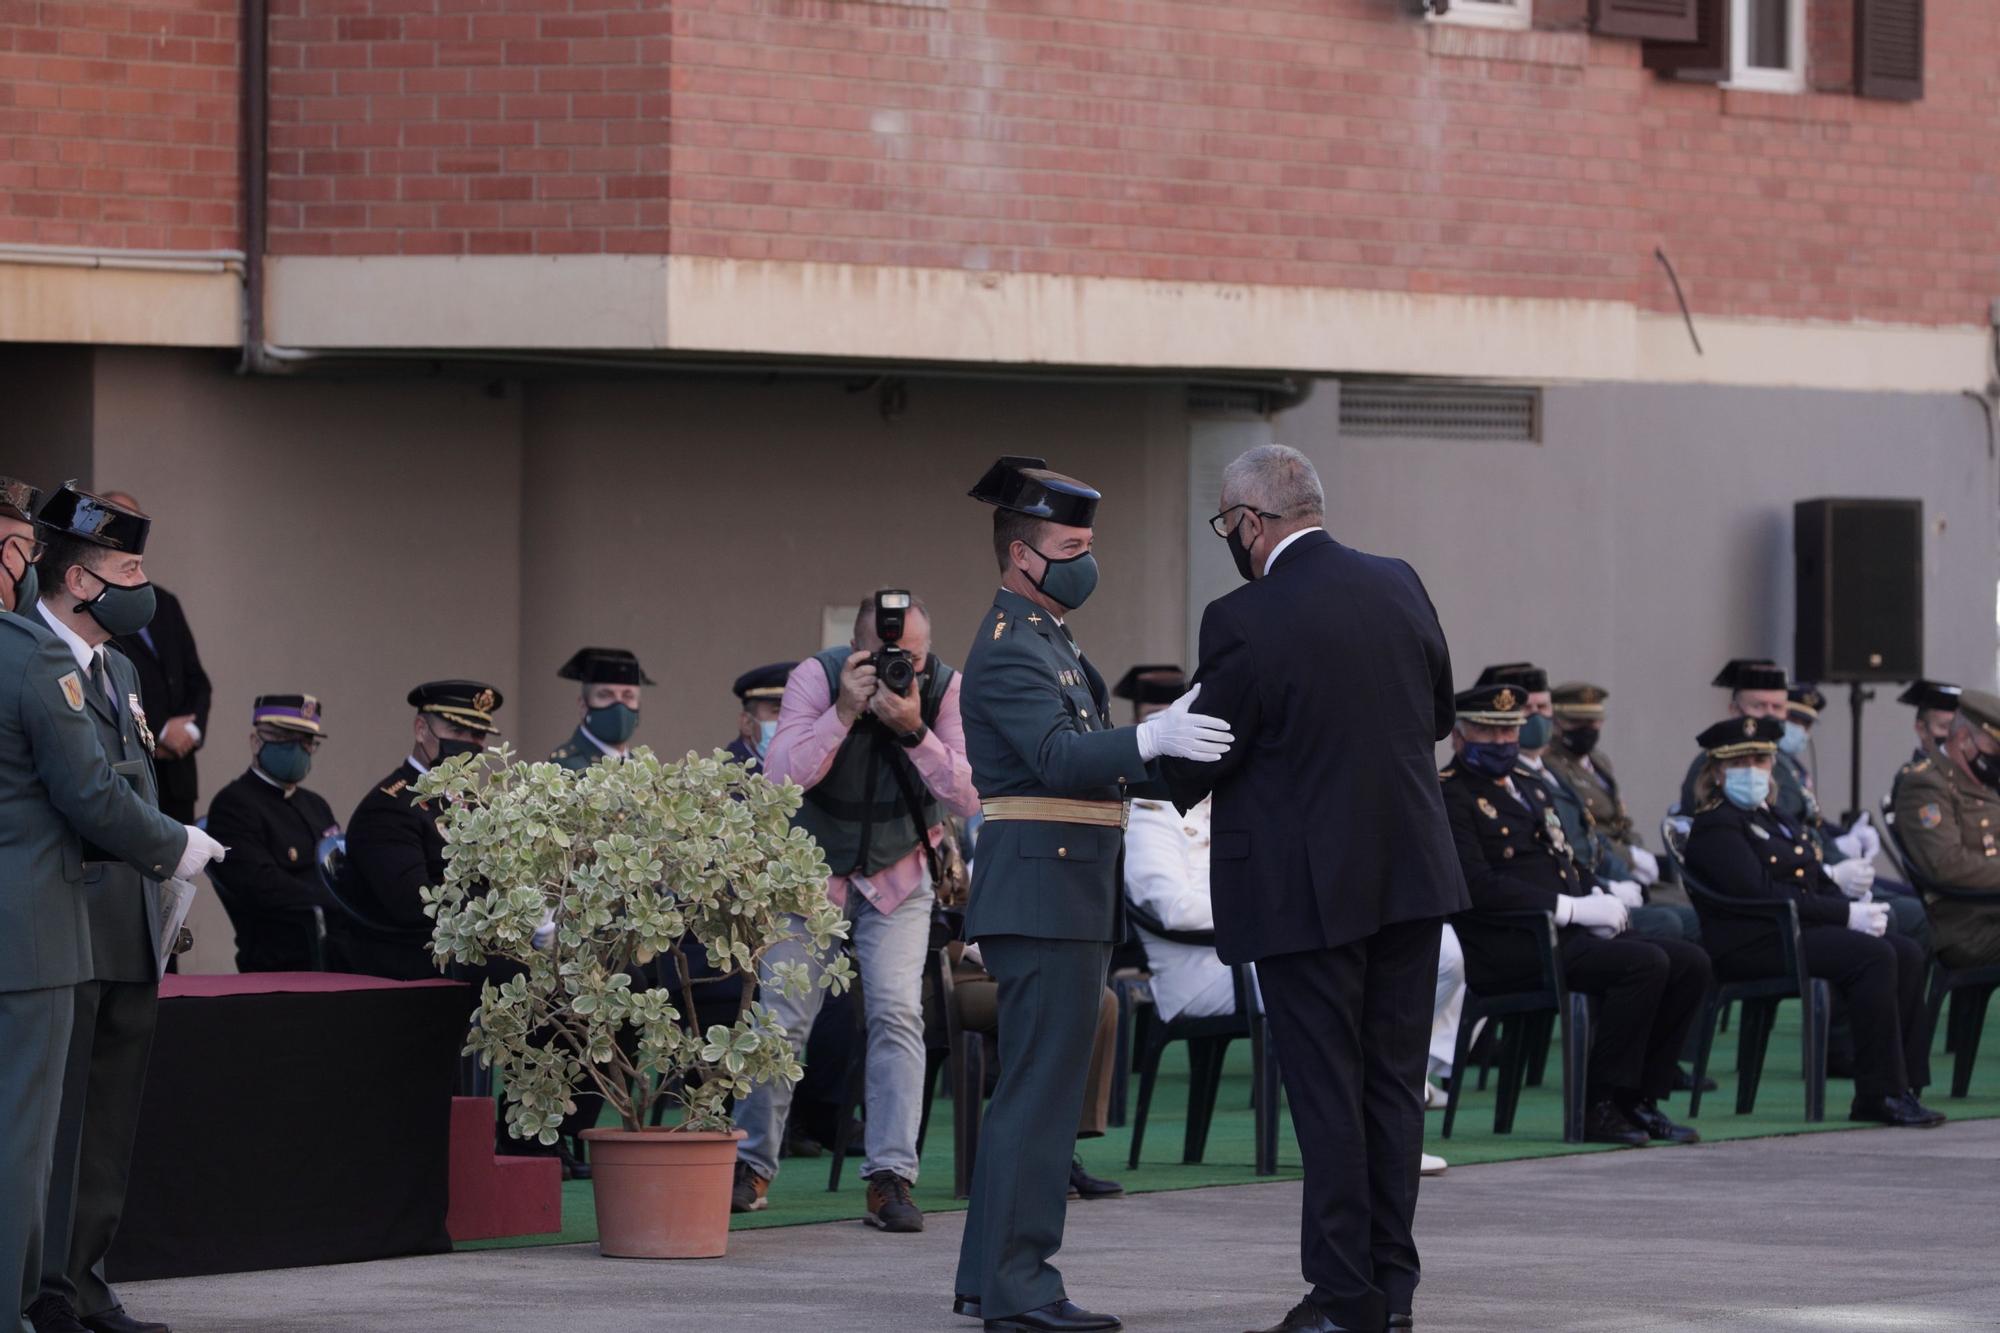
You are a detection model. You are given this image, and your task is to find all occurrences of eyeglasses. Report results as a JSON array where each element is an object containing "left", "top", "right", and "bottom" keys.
[
  {"left": 1207, "top": 505, "right": 1281, "bottom": 539},
  {"left": 258, "top": 730, "right": 321, "bottom": 752}
]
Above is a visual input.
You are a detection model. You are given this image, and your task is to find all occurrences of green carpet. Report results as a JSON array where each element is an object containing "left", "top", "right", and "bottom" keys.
[{"left": 458, "top": 1003, "right": 2000, "bottom": 1251}]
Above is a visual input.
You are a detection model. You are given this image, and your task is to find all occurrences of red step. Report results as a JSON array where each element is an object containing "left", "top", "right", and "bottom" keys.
[{"left": 446, "top": 1096, "right": 563, "bottom": 1243}]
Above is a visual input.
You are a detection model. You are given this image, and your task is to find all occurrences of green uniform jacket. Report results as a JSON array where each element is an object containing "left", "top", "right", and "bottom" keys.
[
  {"left": 0, "top": 611, "right": 186, "bottom": 993},
  {"left": 959, "top": 590, "right": 1164, "bottom": 943},
  {"left": 75, "top": 643, "right": 170, "bottom": 982},
  {"left": 1544, "top": 746, "right": 1641, "bottom": 852},
  {"left": 548, "top": 726, "right": 602, "bottom": 772},
  {"left": 1892, "top": 746, "right": 2000, "bottom": 967}
]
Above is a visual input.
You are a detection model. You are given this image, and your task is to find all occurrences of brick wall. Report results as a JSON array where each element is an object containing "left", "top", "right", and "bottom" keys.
[{"left": 0, "top": 0, "right": 240, "bottom": 250}]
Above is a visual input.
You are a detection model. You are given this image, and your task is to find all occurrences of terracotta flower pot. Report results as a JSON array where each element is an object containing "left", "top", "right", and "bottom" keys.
[{"left": 579, "top": 1126, "right": 746, "bottom": 1259}]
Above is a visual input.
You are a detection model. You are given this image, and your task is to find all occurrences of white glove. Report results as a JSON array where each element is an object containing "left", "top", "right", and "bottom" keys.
[
  {"left": 174, "top": 825, "right": 227, "bottom": 880},
  {"left": 1846, "top": 902, "right": 1890, "bottom": 936},
  {"left": 1605, "top": 879, "right": 1646, "bottom": 910},
  {"left": 1628, "top": 845, "right": 1660, "bottom": 887},
  {"left": 1135, "top": 684, "right": 1235, "bottom": 763},
  {"left": 531, "top": 909, "right": 557, "bottom": 952},
  {"left": 1827, "top": 859, "right": 1876, "bottom": 901},
  {"left": 1832, "top": 829, "right": 1866, "bottom": 860},
  {"left": 1564, "top": 891, "right": 1629, "bottom": 936}
]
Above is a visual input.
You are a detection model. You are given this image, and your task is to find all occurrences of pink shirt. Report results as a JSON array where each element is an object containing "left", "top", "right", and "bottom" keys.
[{"left": 763, "top": 658, "right": 981, "bottom": 914}]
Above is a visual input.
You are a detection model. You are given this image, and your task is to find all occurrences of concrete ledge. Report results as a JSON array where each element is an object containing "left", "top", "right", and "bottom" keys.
[{"left": 0, "top": 263, "right": 239, "bottom": 347}]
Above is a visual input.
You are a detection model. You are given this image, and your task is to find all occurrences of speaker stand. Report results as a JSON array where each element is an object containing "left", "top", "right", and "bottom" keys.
[{"left": 1844, "top": 682, "right": 1876, "bottom": 826}]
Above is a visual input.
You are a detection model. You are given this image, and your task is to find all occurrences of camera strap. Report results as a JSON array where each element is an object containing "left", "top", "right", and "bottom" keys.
[{"left": 874, "top": 724, "right": 946, "bottom": 890}]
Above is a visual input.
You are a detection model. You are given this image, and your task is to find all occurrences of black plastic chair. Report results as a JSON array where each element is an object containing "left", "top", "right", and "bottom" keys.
[
  {"left": 1880, "top": 798, "right": 2000, "bottom": 1098},
  {"left": 1124, "top": 899, "right": 1280, "bottom": 1174},
  {"left": 1442, "top": 910, "right": 1590, "bottom": 1143},
  {"left": 1659, "top": 817, "right": 1830, "bottom": 1121}
]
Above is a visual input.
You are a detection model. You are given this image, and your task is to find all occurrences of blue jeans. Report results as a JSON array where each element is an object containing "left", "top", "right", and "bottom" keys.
[{"left": 736, "top": 874, "right": 935, "bottom": 1184}]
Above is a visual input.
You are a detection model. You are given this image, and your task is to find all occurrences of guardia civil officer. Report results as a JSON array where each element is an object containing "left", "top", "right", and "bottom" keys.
[
  {"left": 1898, "top": 680, "right": 1961, "bottom": 763},
  {"left": 333, "top": 681, "right": 502, "bottom": 981},
  {"left": 548, "top": 647, "right": 652, "bottom": 770},
  {"left": 4, "top": 478, "right": 221, "bottom": 1333},
  {"left": 28, "top": 482, "right": 227, "bottom": 1333},
  {"left": 1684, "top": 716, "right": 1941, "bottom": 1127},
  {"left": 202, "top": 696, "right": 341, "bottom": 973},
  {"left": 953, "top": 458, "right": 1232, "bottom": 1333}
]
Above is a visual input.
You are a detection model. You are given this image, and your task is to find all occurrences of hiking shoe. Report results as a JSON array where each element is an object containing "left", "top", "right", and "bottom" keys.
[
  {"left": 863, "top": 1170, "right": 924, "bottom": 1232},
  {"left": 731, "top": 1161, "right": 769, "bottom": 1213}
]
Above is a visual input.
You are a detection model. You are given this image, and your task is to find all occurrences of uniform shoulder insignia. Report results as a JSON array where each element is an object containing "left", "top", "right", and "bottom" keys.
[
  {"left": 1749, "top": 823, "right": 1770, "bottom": 840},
  {"left": 551, "top": 746, "right": 573, "bottom": 760},
  {"left": 992, "top": 611, "right": 1010, "bottom": 640},
  {"left": 56, "top": 669, "right": 86, "bottom": 712},
  {"left": 380, "top": 778, "right": 408, "bottom": 798},
  {"left": 1918, "top": 802, "right": 1943, "bottom": 829},
  {"left": 1133, "top": 799, "right": 1165, "bottom": 811},
  {"left": 1909, "top": 758, "right": 1932, "bottom": 773}
]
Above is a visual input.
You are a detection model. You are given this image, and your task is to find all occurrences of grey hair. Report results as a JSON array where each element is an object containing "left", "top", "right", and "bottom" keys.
[{"left": 1221, "top": 444, "right": 1325, "bottom": 521}]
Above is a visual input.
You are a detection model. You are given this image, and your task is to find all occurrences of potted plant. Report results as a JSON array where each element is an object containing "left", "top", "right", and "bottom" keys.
[{"left": 417, "top": 746, "right": 850, "bottom": 1258}]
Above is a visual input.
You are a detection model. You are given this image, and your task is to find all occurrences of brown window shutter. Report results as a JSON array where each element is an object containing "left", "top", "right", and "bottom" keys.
[
  {"left": 1855, "top": 0, "right": 1924, "bottom": 101},
  {"left": 1641, "top": 0, "right": 1727, "bottom": 81},
  {"left": 1592, "top": 0, "right": 1698, "bottom": 42}
]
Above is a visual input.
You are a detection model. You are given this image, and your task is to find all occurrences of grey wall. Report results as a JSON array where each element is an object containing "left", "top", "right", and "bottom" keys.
[{"left": 1276, "top": 381, "right": 1999, "bottom": 842}]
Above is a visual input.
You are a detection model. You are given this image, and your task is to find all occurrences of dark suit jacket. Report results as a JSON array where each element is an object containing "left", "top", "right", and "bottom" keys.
[
  {"left": 1441, "top": 760, "right": 1595, "bottom": 986},
  {"left": 333, "top": 761, "right": 445, "bottom": 980},
  {"left": 1683, "top": 800, "right": 1847, "bottom": 968},
  {"left": 113, "top": 584, "right": 211, "bottom": 820},
  {"left": 204, "top": 768, "right": 342, "bottom": 972},
  {"left": 1167, "top": 530, "right": 1467, "bottom": 965}
]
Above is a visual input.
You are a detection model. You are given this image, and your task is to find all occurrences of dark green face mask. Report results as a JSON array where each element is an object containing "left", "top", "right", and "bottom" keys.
[
  {"left": 75, "top": 568, "right": 156, "bottom": 637},
  {"left": 1517, "top": 713, "right": 1553, "bottom": 750},
  {"left": 585, "top": 701, "right": 640, "bottom": 745},
  {"left": 259, "top": 740, "right": 312, "bottom": 785}
]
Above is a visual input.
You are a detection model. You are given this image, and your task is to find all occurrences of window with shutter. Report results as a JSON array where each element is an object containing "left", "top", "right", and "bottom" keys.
[
  {"left": 1855, "top": 0, "right": 1924, "bottom": 100},
  {"left": 1429, "top": 0, "right": 1533, "bottom": 31},
  {"left": 1592, "top": 0, "right": 1698, "bottom": 42},
  {"left": 1643, "top": 0, "right": 1728, "bottom": 80}
]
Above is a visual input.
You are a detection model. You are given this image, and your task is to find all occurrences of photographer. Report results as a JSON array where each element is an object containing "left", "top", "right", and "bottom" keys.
[{"left": 733, "top": 591, "right": 979, "bottom": 1232}]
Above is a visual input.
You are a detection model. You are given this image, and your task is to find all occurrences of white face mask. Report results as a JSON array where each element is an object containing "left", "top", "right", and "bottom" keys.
[{"left": 755, "top": 719, "right": 778, "bottom": 759}]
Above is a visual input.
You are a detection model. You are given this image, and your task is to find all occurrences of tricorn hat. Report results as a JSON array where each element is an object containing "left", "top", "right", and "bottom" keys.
[
  {"left": 1113, "top": 664, "right": 1186, "bottom": 707},
  {"left": 557, "top": 647, "right": 655, "bottom": 687},
  {"left": 34, "top": 481, "right": 149, "bottom": 554},
  {"left": 1897, "top": 680, "right": 1961, "bottom": 713},
  {"left": 1476, "top": 661, "right": 1549, "bottom": 694},
  {"left": 968, "top": 456, "right": 1100, "bottom": 528},
  {"left": 1712, "top": 658, "right": 1789, "bottom": 691}
]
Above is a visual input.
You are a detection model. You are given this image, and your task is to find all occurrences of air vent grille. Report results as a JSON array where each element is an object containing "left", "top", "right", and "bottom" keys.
[{"left": 1338, "top": 382, "right": 1540, "bottom": 443}]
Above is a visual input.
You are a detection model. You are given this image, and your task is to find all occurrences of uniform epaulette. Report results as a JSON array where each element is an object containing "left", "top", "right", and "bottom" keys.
[
  {"left": 380, "top": 779, "right": 408, "bottom": 798},
  {"left": 551, "top": 746, "right": 574, "bottom": 761},
  {"left": 1438, "top": 764, "right": 1458, "bottom": 781},
  {"left": 1903, "top": 758, "right": 1932, "bottom": 774},
  {"left": 1133, "top": 799, "right": 1165, "bottom": 811},
  {"left": 990, "top": 609, "right": 1012, "bottom": 640}
]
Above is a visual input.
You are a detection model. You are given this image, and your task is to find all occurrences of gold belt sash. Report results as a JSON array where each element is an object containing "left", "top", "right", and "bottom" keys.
[{"left": 981, "top": 797, "right": 1130, "bottom": 829}]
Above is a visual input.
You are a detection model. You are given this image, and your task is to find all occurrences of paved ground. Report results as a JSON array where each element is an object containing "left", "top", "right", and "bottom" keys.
[{"left": 127, "top": 1120, "right": 2000, "bottom": 1332}]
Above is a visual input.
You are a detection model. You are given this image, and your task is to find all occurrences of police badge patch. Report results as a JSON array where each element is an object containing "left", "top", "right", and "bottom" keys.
[
  {"left": 57, "top": 670, "right": 85, "bottom": 712},
  {"left": 1919, "top": 803, "right": 1943, "bottom": 829}
]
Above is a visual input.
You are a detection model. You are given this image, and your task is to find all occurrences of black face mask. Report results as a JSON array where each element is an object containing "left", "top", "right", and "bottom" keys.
[
  {"left": 1970, "top": 748, "right": 2000, "bottom": 793},
  {"left": 1227, "top": 516, "right": 1257, "bottom": 582},
  {"left": 1558, "top": 725, "right": 1600, "bottom": 757}
]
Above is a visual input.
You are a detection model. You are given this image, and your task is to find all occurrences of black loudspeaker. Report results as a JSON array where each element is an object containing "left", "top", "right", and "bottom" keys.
[{"left": 1794, "top": 498, "right": 1923, "bottom": 682}]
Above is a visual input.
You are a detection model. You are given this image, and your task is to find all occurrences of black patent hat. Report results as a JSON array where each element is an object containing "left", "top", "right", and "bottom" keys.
[
  {"left": 1712, "top": 657, "right": 1788, "bottom": 691},
  {"left": 0, "top": 476, "right": 42, "bottom": 525},
  {"left": 1113, "top": 664, "right": 1185, "bottom": 705},
  {"left": 34, "top": 481, "right": 149, "bottom": 554},
  {"left": 1897, "top": 680, "right": 1961, "bottom": 712},
  {"left": 1476, "top": 661, "right": 1549, "bottom": 693},
  {"left": 968, "top": 456, "right": 1100, "bottom": 528},
  {"left": 557, "top": 646, "right": 655, "bottom": 687}
]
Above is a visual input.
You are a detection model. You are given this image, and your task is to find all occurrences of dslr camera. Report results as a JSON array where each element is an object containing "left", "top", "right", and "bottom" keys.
[{"left": 873, "top": 590, "right": 918, "bottom": 697}]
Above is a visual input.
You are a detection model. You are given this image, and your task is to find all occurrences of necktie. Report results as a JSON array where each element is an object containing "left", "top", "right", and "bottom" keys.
[{"left": 90, "top": 652, "right": 121, "bottom": 718}]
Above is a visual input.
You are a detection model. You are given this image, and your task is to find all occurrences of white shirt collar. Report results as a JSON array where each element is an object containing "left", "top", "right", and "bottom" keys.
[
  {"left": 1263, "top": 526, "right": 1325, "bottom": 577},
  {"left": 1518, "top": 753, "right": 1547, "bottom": 774},
  {"left": 251, "top": 765, "right": 295, "bottom": 796},
  {"left": 36, "top": 598, "right": 98, "bottom": 675},
  {"left": 407, "top": 754, "right": 430, "bottom": 776},
  {"left": 580, "top": 724, "right": 625, "bottom": 760}
]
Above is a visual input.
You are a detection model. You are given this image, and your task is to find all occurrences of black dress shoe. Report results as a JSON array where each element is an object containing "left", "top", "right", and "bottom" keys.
[
  {"left": 1067, "top": 1155, "right": 1125, "bottom": 1200},
  {"left": 1898, "top": 1094, "right": 1947, "bottom": 1126},
  {"left": 1624, "top": 1099, "right": 1700, "bottom": 1144},
  {"left": 1243, "top": 1298, "right": 1357, "bottom": 1333},
  {"left": 1387, "top": 1316, "right": 1414, "bottom": 1330},
  {"left": 955, "top": 1294, "right": 983, "bottom": 1319},
  {"left": 558, "top": 1144, "right": 591, "bottom": 1181},
  {"left": 984, "top": 1298, "right": 1121, "bottom": 1331},
  {"left": 1582, "top": 1099, "right": 1649, "bottom": 1147},
  {"left": 1848, "top": 1094, "right": 1943, "bottom": 1128},
  {"left": 1670, "top": 1064, "right": 1718, "bottom": 1094},
  {"left": 26, "top": 1296, "right": 89, "bottom": 1333},
  {"left": 80, "top": 1310, "right": 169, "bottom": 1333}
]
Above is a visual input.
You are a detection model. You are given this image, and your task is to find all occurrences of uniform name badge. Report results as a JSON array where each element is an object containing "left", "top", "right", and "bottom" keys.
[{"left": 57, "top": 670, "right": 85, "bottom": 712}]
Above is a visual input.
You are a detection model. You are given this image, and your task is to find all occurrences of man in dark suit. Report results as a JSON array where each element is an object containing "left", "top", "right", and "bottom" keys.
[
  {"left": 333, "top": 681, "right": 502, "bottom": 981},
  {"left": 203, "top": 695, "right": 341, "bottom": 972},
  {"left": 100, "top": 494, "right": 209, "bottom": 827},
  {"left": 1165, "top": 445, "right": 1466, "bottom": 1333}
]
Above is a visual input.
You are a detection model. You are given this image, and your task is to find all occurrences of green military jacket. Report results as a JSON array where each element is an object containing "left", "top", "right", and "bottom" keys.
[
  {"left": 0, "top": 610, "right": 185, "bottom": 993},
  {"left": 1544, "top": 746, "right": 1640, "bottom": 852},
  {"left": 958, "top": 589, "right": 1164, "bottom": 943},
  {"left": 549, "top": 725, "right": 607, "bottom": 772},
  {"left": 1892, "top": 744, "right": 2000, "bottom": 967},
  {"left": 76, "top": 641, "right": 171, "bottom": 982}
]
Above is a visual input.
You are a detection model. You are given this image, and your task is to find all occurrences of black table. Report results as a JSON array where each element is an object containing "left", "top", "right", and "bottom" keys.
[{"left": 107, "top": 972, "right": 473, "bottom": 1281}]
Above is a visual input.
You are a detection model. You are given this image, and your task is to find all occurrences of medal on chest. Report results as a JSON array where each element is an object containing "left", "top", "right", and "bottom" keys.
[{"left": 128, "top": 693, "right": 156, "bottom": 754}]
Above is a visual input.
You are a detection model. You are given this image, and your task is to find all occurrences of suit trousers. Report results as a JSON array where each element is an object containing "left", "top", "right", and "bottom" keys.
[
  {"left": 42, "top": 979, "right": 159, "bottom": 1319},
  {"left": 1556, "top": 934, "right": 1709, "bottom": 1102},
  {"left": 1720, "top": 926, "right": 1927, "bottom": 1100},
  {"left": 3, "top": 988, "right": 73, "bottom": 1333},
  {"left": 954, "top": 936, "right": 1111, "bottom": 1320},
  {"left": 1256, "top": 916, "right": 1443, "bottom": 1332}
]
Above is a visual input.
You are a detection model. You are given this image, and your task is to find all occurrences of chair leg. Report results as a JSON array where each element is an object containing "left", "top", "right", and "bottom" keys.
[
  {"left": 1126, "top": 1023, "right": 1165, "bottom": 1171},
  {"left": 1952, "top": 985, "right": 1994, "bottom": 1099},
  {"left": 915, "top": 1047, "right": 945, "bottom": 1158},
  {"left": 1442, "top": 1003, "right": 1481, "bottom": 1142},
  {"left": 1559, "top": 994, "right": 1590, "bottom": 1144},
  {"left": 1184, "top": 1038, "right": 1229, "bottom": 1164},
  {"left": 1735, "top": 1000, "right": 1774, "bottom": 1116},
  {"left": 1523, "top": 1010, "right": 1555, "bottom": 1089},
  {"left": 1254, "top": 1015, "right": 1281, "bottom": 1176},
  {"left": 1687, "top": 993, "right": 1722, "bottom": 1120},
  {"left": 827, "top": 1057, "right": 865, "bottom": 1191},
  {"left": 1804, "top": 981, "right": 1831, "bottom": 1122},
  {"left": 1493, "top": 1017, "right": 1529, "bottom": 1135},
  {"left": 1107, "top": 983, "right": 1133, "bottom": 1129},
  {"left": 1718, "top": 999, "right": 1731, "bottom": 1035},
  {"left": 953, "top": 1037, "right": 984, "bottom": 1200}
]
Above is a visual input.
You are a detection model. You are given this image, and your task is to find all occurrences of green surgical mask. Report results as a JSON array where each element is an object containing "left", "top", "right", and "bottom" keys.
[
  {"left": 259, "top": 740, "right": 312, "bottom": 785},
  {"left": 585, "top": 701, "right": 640, "bottom": 746}
]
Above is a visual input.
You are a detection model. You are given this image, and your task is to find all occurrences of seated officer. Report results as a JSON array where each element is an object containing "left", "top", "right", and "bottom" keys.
[
  {"left": 334, "top": 680, "right": 501, "bottom": 980},
  {"left": 1892, "top": 690, "right": 2000, "bottom": 969},
  {"left": 1898, "top": 679, "right": 1961, "bottom": 765},
  {"left": 204, "top": 695, "right": 341, "bottom": 972},
  {"left": 549, "top": 646, "right": 652, "bottom": 770},
  {"left": 1443, "top": 683, "right": 1709, "bottom": 1147},
  {"left": 1544, "top": 681, "right": 1665, "bottom": 888},
  {"left": 727, "top": 662, "right": 794, "bottom": 766},
  {"left": 1684, "top": 717, "right": 1941, "bottom": 1128}
]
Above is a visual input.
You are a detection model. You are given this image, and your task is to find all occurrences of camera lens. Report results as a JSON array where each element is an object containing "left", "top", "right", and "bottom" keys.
[{"left": 880, "top": 650, "right": 916, "bottom": 696}]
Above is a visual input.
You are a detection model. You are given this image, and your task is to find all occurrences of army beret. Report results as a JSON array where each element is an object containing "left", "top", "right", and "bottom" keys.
[
  {"left": 1787, "top": 683, "right": 1828, "bottom": 721},
  {"left": 557, "top": 646, "right": 655, "bottom": 687},
  {"left": 1456, "top": 683, "right": 1528, "bottom": 727},
  {"left": 1698, "top": 715, "right": 1783, "bottom": 759},
  {"left": 0, "top": 476, "right": 42, "bottom": 525},
  {"left": 969, "top": 456, "right": 1100, "bottom": 528},
  {"left": 733, "top": 662, "right": 795, "bottom": 703},
  {"left": 1476, "top": 661, "right": 1548, "bottom": 693},
  {"left": 1958, "top": 690, "right": 2000, "bottom": 742},
  {"left": 253, "top": 693, "right": 327, "bottom": 736},
  {"left": 34, "top": 481, "right": 149, "bottom": 554},
  {"left": 1113, "top": 664, "right": 1185, "bottom": 705},
  {"left": 1712, "top": 658, "right": 1788, "bottom": 691},
  {"left": 409, "top": 679, "right": 503, "bottom": 734},
  {"left": 1897, "top": 680, "right": 1961, "bottom": 713},
  {"left": 1550, "top": 681, "right": 1608, "bottom": 719}
]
